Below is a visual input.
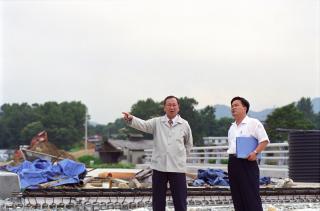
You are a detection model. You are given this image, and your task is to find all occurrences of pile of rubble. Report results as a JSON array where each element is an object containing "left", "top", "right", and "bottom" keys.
[
  {"left": 83, "top": 168, "right": 154, "bottom": 189},
  {"left": 2, "top": 130, "right": 156, "bottom": 190},
  {"left": 13, "top": 131, "right": 75, "bottom": 164}
]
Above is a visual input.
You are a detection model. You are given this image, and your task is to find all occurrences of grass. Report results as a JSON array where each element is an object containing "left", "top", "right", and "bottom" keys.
[
  {"left": 89, "top": 162, "right": 135, "bottom": 169},
  {"left": 69, "top": 142, "right": 84, "bottom": 152},
  {"left": 77, "top": 155, "right": 135, "bottom": 168},
  {"left": 208, "top": 159, "right": 228, "bottom": 164}
]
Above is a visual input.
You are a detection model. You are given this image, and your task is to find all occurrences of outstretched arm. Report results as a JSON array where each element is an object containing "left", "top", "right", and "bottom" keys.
[{"left": 122, "top": 112, "right": 154, "bottom": 134}]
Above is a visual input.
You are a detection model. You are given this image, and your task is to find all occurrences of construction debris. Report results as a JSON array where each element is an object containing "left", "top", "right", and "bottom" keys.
[
  {"left": 29, "top": 131, "right": 75, "bottom": 160},
  {"left": 98, "top": 171, "right": 136, "bottom": 180},
  {"left": 13, "top": 131, "right": 75, "bottom": 164},
  {"left": 135, "top": 167, "right": 152, "bottom": 181},
  {"left": 128, "top": 178, "right": 142, "bottom": 188}
]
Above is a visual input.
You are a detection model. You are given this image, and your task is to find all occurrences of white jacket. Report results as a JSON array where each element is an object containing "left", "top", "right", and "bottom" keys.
[{"left": 129, "top": 115, "right": 193, "bottom": 173}]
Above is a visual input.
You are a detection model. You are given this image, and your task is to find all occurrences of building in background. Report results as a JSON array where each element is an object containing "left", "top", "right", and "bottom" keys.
[{"left": 96, "top": 138, "right": 153, "bottom": 164}]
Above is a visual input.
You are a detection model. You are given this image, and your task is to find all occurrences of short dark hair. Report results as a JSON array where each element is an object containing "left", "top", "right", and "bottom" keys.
[
  {"left": 231, "top": 96, "right": 250, "bottom": 113},
  {"left": 163, "top": 95, "right": 179, "bottom": 106}
]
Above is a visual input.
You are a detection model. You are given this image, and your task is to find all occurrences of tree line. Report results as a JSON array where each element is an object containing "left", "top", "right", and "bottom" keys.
[
  {"left": 0, "top": 102, "right": 86, "bottom": 149},
  {"left": 0, "top": 97, "right": 318, "bottom": 149},
  {"left": 97, "top": 97, "right": 234, "bottom": 146},
  {"left": 91, "top": 97, "right": 319, "bottom": 145}
]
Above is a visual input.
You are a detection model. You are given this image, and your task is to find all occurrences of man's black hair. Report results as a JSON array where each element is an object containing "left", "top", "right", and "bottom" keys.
[
  {"left": 231, "top": 96, "right": 250, "bottom": 114},
  {"left": 163, "top": 95, "right": 180, "bottom": 105}
]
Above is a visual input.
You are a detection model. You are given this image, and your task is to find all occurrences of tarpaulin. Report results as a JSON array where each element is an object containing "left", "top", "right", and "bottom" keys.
[
  {"left": 2, "top": 159, "right": 86, "bottom": 189},
  {"left": 193, "top": 168, "right": 229, "bottom": 186},
  {"left": 192, "top": 168, "right": 271, "bottom": 187}
]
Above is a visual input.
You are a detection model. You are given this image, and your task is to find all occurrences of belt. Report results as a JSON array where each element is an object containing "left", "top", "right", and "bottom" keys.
[{"left": 228, "top": 154, "right": 237, "bottom": 158}]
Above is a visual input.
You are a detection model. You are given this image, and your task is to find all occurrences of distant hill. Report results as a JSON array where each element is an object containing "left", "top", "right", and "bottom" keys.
[
  {"left": 214, "top": 97, "right": 320, "bottom": 121},
  {"left": 89, "top": 121, "right": 99, "bottom": 126},
  {"left": 213, "top": 104, "right": 233, "bottom": 119},
  {"left": 213, "top": 104, "right": 274, "bottom": 121},
  {"left": 249, "top": 108, "right": 275, "bottom": 121}
]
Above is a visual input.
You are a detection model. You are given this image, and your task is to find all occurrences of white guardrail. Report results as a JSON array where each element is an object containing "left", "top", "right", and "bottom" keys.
[{"left": 143, "top": 142, "right": 289, "bottom": 167}]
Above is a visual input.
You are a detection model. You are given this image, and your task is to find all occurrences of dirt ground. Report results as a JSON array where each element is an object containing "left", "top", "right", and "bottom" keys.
[
  {"left": 70, "top": 148, "right": 95, "bottom": 159},
  {"left": 69, "top": 142, "right": 96, "bottom": 159}
]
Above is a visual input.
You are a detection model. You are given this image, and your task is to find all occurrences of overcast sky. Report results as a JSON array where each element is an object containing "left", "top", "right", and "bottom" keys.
[{"left": 0, "top": 0, "right": 319, "bottom": 124}]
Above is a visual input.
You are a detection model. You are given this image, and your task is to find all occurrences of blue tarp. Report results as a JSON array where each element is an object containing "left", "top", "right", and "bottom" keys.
[
  {"left": 2, "top": 159, "right": 86, "bottom": 189},
  {"left": 193, "top": 168, "right": 229, "bottom": 186},
  {"left": 192, "top": 168, "right": 271, "bottom": 187}
]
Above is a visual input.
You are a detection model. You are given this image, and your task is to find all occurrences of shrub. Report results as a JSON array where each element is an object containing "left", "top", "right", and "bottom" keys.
[
  {"left": 77, "top": 155, "right": 135, "bottom": 168},
  {"left": 77, "top": 155, "right": 102, "bottom": 166},
  {"left": 208, "top": 159, "right": 216, "bottom": 164},
  {"left": 90, "top": 162, "right": 135, "bottom": 169},
  {"left": 208, "top": 159, "right": 228, "bottom": 164}
]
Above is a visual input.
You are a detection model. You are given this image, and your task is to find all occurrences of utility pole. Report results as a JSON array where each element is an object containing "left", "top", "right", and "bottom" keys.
[{"left": 85, "top": 107, "right": 88, "bottom": 151}]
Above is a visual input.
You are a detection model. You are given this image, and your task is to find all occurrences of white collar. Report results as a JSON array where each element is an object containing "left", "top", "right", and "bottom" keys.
[{"left": 232, "top": 115, "right": 249, "bottom": 125}]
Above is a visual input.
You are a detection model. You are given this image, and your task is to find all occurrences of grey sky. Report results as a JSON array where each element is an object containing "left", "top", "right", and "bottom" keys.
[{"left": 1, "top": 0, "right": 319, "bottom": 124}]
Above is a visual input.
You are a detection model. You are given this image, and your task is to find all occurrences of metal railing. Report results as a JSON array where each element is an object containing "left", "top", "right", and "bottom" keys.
[{"left": 143, "top": 142, "right": 289, "bottom": 167}]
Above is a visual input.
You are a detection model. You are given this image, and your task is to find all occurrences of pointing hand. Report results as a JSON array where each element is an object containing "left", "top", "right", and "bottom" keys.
[{"left": 122, "top": 112, "right": 133, "bottom": 122}]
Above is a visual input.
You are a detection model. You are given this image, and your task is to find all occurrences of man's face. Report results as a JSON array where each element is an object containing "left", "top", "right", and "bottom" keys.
[
  {"left": 231, "top": 100, "right": 246, "bottom": 118},
  {"left": 164, "top": 98, "right": 180, "bottom": 119}
]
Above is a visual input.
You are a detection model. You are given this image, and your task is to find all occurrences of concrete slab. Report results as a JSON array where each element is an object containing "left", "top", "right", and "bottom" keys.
[
  {"left": 86, "top": 168, "right": 142, "bottom": 177},
  {"left": 0, "top": 171, "right": 21, "bottom": 199}
]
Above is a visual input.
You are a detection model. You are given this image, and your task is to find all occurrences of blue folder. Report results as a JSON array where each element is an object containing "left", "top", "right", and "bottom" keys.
[{"left": 236, "top": 136, "right": 261, "bottom": 159}]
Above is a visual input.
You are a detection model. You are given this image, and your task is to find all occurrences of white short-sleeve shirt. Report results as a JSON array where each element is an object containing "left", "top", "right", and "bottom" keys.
[{"left": 227, "top": 116, "right": 270, "bottom": 154}]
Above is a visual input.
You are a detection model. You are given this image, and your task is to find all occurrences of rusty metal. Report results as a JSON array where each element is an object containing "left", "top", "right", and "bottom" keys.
[{"left": 16, "top": 187, "right": 320, "bottom": 198}]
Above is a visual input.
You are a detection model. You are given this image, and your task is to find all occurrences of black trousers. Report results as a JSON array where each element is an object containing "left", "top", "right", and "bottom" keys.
[
  {"left": 228, "top": 155, "right": 263, "bottom": 211},
  {"left": 152, "top": 169, "right": 187, "bottom": 211}
]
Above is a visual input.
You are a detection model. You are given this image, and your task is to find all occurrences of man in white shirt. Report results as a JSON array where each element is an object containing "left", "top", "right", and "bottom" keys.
[
  {"left": 227, "top": 96, "right": 269, "bottom": 211},
  {"left": 123, "top": 95, "right": 193, "bottom": 211}
]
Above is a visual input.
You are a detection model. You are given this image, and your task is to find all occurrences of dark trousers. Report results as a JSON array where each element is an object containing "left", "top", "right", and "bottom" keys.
[
  {"left": 228, "top": 155, "right": 263, "bottom": 211},
  {"left": 152, "top": 169, "right": 187, "bottom": 211}
]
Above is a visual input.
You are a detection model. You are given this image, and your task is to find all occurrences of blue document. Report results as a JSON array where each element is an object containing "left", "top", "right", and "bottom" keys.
[{"left": 236, "top": 137, "right": 261, "bottom": 159}]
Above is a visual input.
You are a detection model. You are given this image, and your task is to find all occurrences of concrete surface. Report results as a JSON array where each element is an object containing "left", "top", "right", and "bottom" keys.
[{"left": 0, "top": 171, "right": 21, "bottom": 199}]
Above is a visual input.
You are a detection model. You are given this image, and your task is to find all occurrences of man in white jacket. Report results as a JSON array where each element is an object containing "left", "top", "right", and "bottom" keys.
[{"left": 123, "top": 95, "right": 193, "bottom": 211}]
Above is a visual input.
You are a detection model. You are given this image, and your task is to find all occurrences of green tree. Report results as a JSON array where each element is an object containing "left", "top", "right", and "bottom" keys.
[
  {"left": 213, "top": 117, "right": 234, "bottom": 136},
  {"left": 296, "top": 97, "right": 314, "bottom": 120},
  {"left": 48, "top": 127, "right": 80, "bottom": 149},
  {"left": 104, "top": 97, "right": 221, "bottom": 146},
  {"left": 197, "top": 106, "right": 216, "bottom": 143},
  {"left": 0, "top": 101, "right": 86, "bottom": 149},
  {"left": 88, "top": 124, "right": 109, "bottom": 137},
  {"left": 129, "top": 98, "right": 163, "bottom": 139},
  {"left": 21, "top": 121, "right": 44, "bottom": 142},
  {"left": 265, "top": 103, "right": 314, "bottom": 141},
  {"left": 178, "top": 97, "right": 204, "bottom": 145},
  {"left": 296, "top": 97, "right": 320, "bottom": 129},
  {"left": 314, "top": 113, "right": 320, "bottom": 129},
  {"left": 106, "top": 118, "right": 127, "bottom": 138},
  {"left": 130, "top": 98, "right": 162, "bottom": 119},
  {"left": 0, "top": 103, "right": 39, "bottom": 148},
  {"left": 0, "top": 120, "right": 10, "bottom": 148},
  {"left": 36, "top": 101, "right": 86, "bottom": 149}
]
